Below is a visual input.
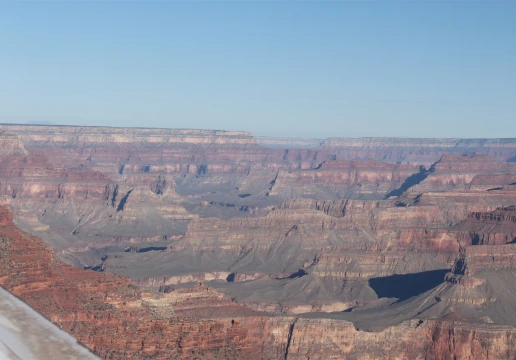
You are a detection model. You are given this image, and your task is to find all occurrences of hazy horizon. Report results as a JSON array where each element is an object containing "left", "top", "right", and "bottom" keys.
[{"left": 1, "top": 1, "right": 515, "bottom": 138}]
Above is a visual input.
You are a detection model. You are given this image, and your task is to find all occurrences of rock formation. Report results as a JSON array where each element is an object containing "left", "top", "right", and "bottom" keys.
[{"left": 0, "top": 124, "right": 515, "bottom": 359}]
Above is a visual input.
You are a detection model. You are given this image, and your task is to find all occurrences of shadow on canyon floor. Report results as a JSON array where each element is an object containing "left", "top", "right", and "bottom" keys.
[{"left": 368, "top": 269, "right": 449, "bottom": 302}]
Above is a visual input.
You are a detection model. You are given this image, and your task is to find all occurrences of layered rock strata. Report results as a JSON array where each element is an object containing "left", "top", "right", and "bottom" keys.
[{"left": 0, "top": 205, "right": 515, "bottom": 359}]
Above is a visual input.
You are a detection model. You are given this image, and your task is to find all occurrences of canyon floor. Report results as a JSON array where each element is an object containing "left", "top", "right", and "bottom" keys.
[{"left": 0, "top": 124, "right": 515, "bottom": 359}]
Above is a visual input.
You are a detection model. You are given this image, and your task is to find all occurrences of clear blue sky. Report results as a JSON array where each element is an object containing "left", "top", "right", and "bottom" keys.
[{"left": 1, "top": 1, "right": 515, "bottom": 138}]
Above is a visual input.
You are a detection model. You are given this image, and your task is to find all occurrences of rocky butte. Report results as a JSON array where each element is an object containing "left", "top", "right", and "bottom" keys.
[{"left": 0, "top": 124, "right": 515, "bottom": 359}]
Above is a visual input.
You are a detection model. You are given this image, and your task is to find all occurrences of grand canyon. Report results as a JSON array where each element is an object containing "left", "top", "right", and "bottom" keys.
[{"left": 0, "top": 124, "right": 516, "bottom": 359}]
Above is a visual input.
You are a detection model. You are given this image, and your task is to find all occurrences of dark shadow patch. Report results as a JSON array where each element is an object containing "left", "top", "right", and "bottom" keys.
[
  {"left": 369, "top": 269, "right": 448, "bottom": 301},
  {"left": 210, "top": 201, "right": 235, "bottom": 208},
  {"left": 137, "top": 246, "right": 167, "bottom": 253},
  {"left": 238, "top": 193, "right": 251, "bottom": 198},
  {"left": 153, "top": 177, "right": 167, "bottom": 195},
  {"left": 111, "top": 184, "right": 119, "bottom": 207},
  {"left": 197, "top": 164, "right": 208, "bottom": 176},
  {"left": 287, "top": 269, "right": 307, "bottom": 279},
  {"left": 269, "top": 173, "right": 278, "bottom": 189},
  {"left": 487, "top": 187, "right": 503, "bottom": 191},
  {"left": 384, "top": 166, "right": 429, "bottom": 198},
  {"left": 471, "top": 233, "right": 481, "bottom": 245},
  {"left": 116, "top": 189, "right": 133, "bottom": 212},
  {"left": 314, "top": 161, "right": 325, "bottom": 169},
  {"left": 84, "top": 264, "right": 104, "bottom": 272},
  {"left": 453, "top": 259, "right": 466, "bottom": 275},
  {"left": 508, "top": 156, "right": 516, "bottom": 163},
  {"left": 226, "top": 273, "right": 236, "bottom": 282}
]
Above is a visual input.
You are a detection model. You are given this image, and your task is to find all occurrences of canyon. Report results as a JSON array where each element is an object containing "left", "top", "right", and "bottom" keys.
[{"left": 0, "top": 124, "right": 515, "bottom": 359}]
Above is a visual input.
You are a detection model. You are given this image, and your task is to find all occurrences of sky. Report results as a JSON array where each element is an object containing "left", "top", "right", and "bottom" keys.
[{"left": 0, "top": 1, "right": 515, "bottom": 139}]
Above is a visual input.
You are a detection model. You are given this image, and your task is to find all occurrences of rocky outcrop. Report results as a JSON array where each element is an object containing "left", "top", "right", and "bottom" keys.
[
  {"left": 453, "top": 244, "right": 516, "bottom": 276},
  {"left": 321, "top": 137, "right": 516, "bottom": 166},
  {"left": 407, "top": 155, "right": 516, "bottom": 193},
  {"left": 448, "top": 206, "right": 516, "bottom": 246},
  {"left": 468, "top": 205, "right": 516, "bottom": 224},
  {"left": 0, "top": 130, "right": 28, "bottom": 156},
  {"left": 278, "top": 199, "right": 352, "bottom": 217},
  {"left": 269, "top": 160, "right": 419, "bottom": 200},
  {"left": 136, "top": 272, "right": 232, "bottom": 287},
  {"left": 285, "top": 318, "right": 516, "bottom": 360}
]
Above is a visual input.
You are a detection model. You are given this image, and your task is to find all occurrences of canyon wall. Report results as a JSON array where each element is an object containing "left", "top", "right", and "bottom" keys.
[
  {"left": 0, "top": 206, "right": 515, "bottom": 359},
  {"left": 0, "top": 125, "right": 515, "bottom": 358}
]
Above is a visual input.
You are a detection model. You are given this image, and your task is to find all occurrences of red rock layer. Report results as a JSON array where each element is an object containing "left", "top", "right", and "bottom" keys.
[
  {"left": 453, "top": 244, "right": 516, "bottom": 276},
  {"left": 0, "top": 206, "right": 273, "bottom": 359}
]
